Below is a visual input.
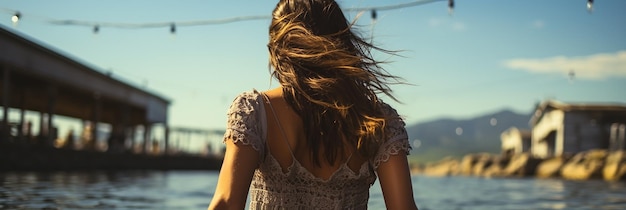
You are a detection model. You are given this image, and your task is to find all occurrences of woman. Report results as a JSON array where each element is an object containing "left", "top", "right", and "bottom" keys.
[{"left": 209, "top": 0, "right": 418, "bottom": 209}]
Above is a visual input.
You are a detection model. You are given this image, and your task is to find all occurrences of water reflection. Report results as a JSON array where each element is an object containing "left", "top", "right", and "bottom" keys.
[
  {"left": 0, "top": 171, "right": 169, "bottom": 209},
  {"left": 413, "top": 176, "right": 626, "bottom": 210},
  {"left": 1, "top": 172, "right": 625, "bottom": 209}
]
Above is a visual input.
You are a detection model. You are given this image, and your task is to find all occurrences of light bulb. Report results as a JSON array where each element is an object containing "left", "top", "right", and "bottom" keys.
[
  {"left": 371, "top": 9, "right": 377, "bottom": 21},
  {"left": 11, "top": 12, "right": 21, "bottom": 23},
  {"left": 448, "top": 0, "right": 455, "bottom": 15},
  {"left": 170, "top": 23, "right": 176, "bottom": 34},
  {"left": 587, "top": 0, "right": 594, "bottom": 12}
]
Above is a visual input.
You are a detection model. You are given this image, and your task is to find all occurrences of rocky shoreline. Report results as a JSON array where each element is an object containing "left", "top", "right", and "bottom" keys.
[{"left": 411, "top": 149, "right": 626, "bottom": 182}]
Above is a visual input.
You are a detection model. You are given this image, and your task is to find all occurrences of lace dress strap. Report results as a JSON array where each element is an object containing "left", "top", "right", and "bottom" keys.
[{"left": 260, "top": 93, "right": 296, "bottom": 158}]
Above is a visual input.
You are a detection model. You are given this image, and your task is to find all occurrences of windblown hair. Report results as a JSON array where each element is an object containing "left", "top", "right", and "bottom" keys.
[{"left": 268, "top": 0, "right": 402, "bottom": 166}]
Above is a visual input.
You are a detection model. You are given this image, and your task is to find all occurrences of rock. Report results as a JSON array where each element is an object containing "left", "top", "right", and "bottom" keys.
[
  {"left": 484, "top": 156, "right": 512, "bottom": 177},
  {"left": 459, "top": 154, "right": 478, "bottom": 176},
  {"left": 422, "top": 156, "right": 460, "bottom": 176},
  {"left": 501, "top": 153, "right": 526, "bottom": 176},
  {"left": 483, "top": 160, "right": 503, "bottom": 177},
  {"left": 536, "top": 156, "right": 567, "bottom": 178},
  {"left": 561, "top": 149, "right": 608, "bottom": 180},
  {"left": 472, "top": 161, "right": 489, "bottom": 176},
  {"left": 482, "top": 165, "right": 501, "bottom": 177},
  {"left": 603, "top": 151, "right": 626, "bottom": 181},
  {"left": 410, "top": 163, "right": 425, "bottom": 175},
  {"left": 460, "top": 153, "right": 493, "bottom": 176},
  {"left": 587, "top": 149, "right": 609, "bottom": 159},
  {"left": 500, "top": 153, "right": 540, "bottom": 177},
  {"left": 472, "top": 154, "right": 499, "bottom": 176}
]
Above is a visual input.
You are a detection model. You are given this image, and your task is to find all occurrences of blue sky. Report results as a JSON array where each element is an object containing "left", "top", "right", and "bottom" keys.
[{"left": 2, "top": 0, "right": 625, "bottom": 132}]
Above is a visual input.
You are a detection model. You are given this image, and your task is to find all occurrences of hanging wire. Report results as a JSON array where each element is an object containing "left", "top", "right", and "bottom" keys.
[
  {"left": 47, "top": 15, "right": 272, "bottom": 29},
  {"left": 344, "top": 0, "right": 443, "bottom": 12}
]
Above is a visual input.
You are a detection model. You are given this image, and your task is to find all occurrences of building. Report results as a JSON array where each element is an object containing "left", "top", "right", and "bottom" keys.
[
  {"left": 500, "top": 126, "right": 531, "bottom": 156},
  {"left": 529, "top": 100, "right": 626, "bottom": 159}
]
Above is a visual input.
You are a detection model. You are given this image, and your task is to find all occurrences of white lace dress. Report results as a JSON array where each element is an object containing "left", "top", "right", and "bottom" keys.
[{"left": 223, "top": 90, "right": 411, "bottom": 209}]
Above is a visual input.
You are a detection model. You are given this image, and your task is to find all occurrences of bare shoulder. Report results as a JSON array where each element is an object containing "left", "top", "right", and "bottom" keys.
[{"left": 262, "top": 87, "right": 283, "bottom": 99}]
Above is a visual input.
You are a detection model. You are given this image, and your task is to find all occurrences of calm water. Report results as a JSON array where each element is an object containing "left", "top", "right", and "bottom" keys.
[{"left": 1, "top": 171, "right": 625, "bottom": 210}]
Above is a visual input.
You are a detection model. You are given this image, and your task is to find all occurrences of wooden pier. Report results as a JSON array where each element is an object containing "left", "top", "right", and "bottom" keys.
[{"left": 0, "top": 25, "right": 221, "bottom": 170}]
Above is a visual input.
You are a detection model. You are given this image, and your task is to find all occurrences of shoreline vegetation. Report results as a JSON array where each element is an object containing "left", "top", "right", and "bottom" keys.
[{"left": 410, "top": 149, "right": 626, "bottom": 182}]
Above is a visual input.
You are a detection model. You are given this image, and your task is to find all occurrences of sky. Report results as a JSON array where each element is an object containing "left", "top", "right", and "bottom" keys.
[{"left": 2, "top": 0, "right": 626, "bottom": 134}]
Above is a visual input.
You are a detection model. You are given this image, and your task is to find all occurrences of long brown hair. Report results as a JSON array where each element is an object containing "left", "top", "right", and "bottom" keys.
[{"left": 268, "top": 0, "right": 402, "bottom": 166}]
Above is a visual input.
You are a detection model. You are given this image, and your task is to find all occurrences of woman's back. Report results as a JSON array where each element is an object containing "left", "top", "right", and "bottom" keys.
[
  {"left": 263, "top": 88, "right": 368, "bottom": 180},
  {"left": 217, "top": 89, "right": 410, "bottom": 209},
  {"left": 253, "top": 90, "right": 375, "bottom": 208}
]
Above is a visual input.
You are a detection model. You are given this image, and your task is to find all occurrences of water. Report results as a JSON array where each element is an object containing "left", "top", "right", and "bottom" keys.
[{"left": 1, "top": 171, "right": 625, "bottom": 210}]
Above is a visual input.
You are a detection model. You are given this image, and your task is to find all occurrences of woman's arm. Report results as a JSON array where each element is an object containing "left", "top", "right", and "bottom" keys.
[
  {"left": 208, "top": 139, "right": 259, "bottom": 210},
  {"left": 377, "top": 154, "right": 419, "bottom": 210}
]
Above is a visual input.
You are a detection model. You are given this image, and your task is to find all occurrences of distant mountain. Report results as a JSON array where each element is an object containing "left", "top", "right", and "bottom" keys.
[{"left": 406, "top": 109, "right": 532, "bottom": 163}]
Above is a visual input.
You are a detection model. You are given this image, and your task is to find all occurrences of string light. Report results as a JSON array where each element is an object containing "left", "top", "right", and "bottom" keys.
[
  {"left": 587, "top": 0, "right": 594, "bottom": 12},
  {"left": 4, "top": 1, "right": 446, "bottom": 34},
  {"left": 45, "top": 0, "right": 448, "bottom": 34},
  {"left": 1, "top": 0, "right": 600, "bottom": 35}
]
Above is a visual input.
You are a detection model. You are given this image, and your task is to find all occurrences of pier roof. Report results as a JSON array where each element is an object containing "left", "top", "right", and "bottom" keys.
[{"left": 0, "top": 25, "right": 170, "bottom": 125}]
